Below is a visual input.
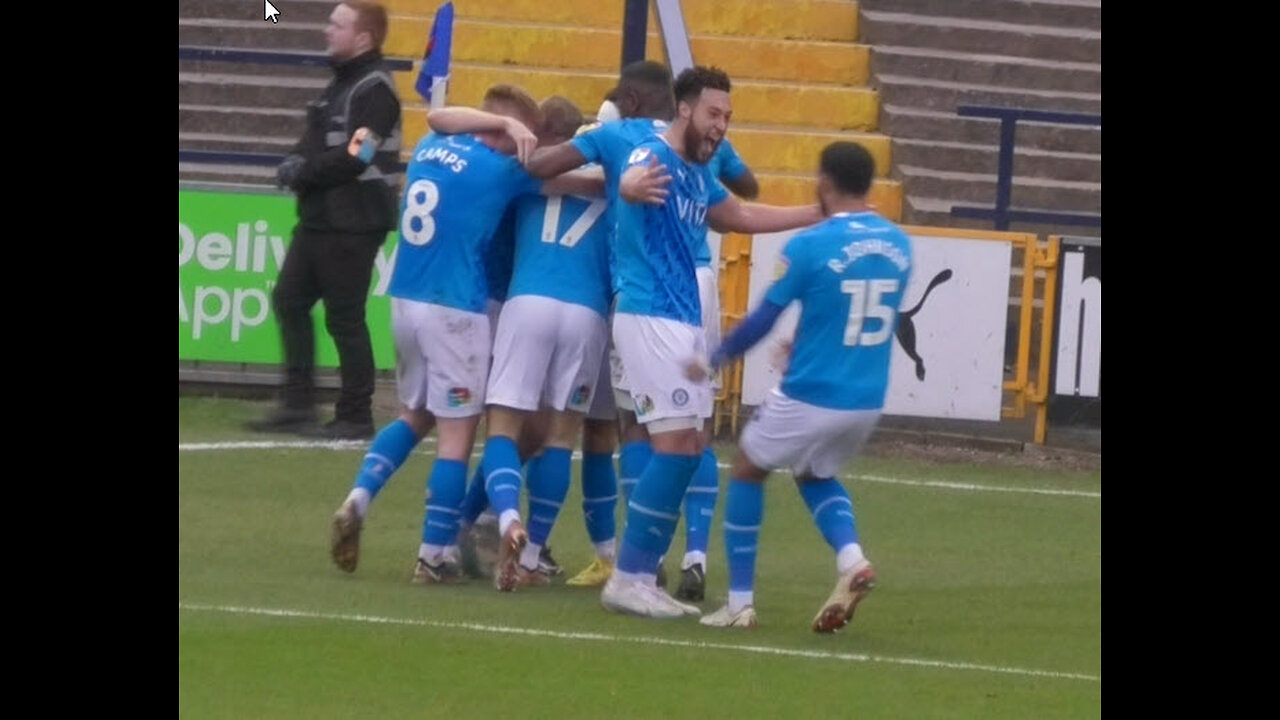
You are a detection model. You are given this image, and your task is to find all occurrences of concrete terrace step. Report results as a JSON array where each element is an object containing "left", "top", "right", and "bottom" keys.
[
  {"left": 892, "top": 137, "right": 1099, "bottom": 182},
  {"left": 880, "top": 104, "right": 1100, "bottom": 154},
  {"left": 179, "top": 132, "right": 297, "bottom": 154},
  {"left": 759, "top": 174, "right": 902, "bottom": 220},
  {"left": 903, "top": 195, "right": 1099, "bottom": 237},
  {"left": 178, "top": 63, "right": 881, "bottom": 132},
  {"left": 870, "top": 45, "right": 1099, "bottom": 93},
  {"left": 897, "top": 164, "right": 1100, "bottom": 212},
  {"left": 179, "top": 18, "right": 327, "bottom": 52},
  {"left": 402, "top": 63, "right": 881, "bottom": 132},
  {"left": 178, "top": 72, "right": 329, "bottom": 109},
  {"left": 383, "top": 18, "right": 873, "bottom": 86},
  {"left": 859, "top": 0, "right": 1101, "bottom": 31},
  {"left": 178, "top": 17, "right": 873, "bottom": 87},
  {"left": 181, "top": 0, "right": 344, "bottom": 24},
  {"left": 860, "top": 10, "right": 1101, "bottom": 63},
  {"left": 177, "top": 56, "right": 332, "bottom": 79},
  {"left": 875, "top": 74, "right": 1100, "bottom": 114},
  {"left": 179, "top": 103, "right": 305, "bottom": 136},
  {"left": 182, "top": 0, "right": 864, "bottom": 42},
  {"left": 728, "top": 125, "right": 892, "bottom": 177},
  {"left": 179, "top": 162, "right": 276, "bottom": 185},
  {"left": 388, "top": 0, "right": 863, "bottom": 42}
]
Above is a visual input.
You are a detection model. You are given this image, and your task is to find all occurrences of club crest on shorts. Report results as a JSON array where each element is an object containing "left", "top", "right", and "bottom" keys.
[
  {"left": 447, "top": 387, "right": 471, "bottom": 407},
  {"left": 672, "top": 388, "right": 690, "bottom": 407},
  {"left": 572, "top": 384, "right": 591, "bottom": 405},
  {"left": 636, "top": 394, "right": 655, "bottom": 416}
]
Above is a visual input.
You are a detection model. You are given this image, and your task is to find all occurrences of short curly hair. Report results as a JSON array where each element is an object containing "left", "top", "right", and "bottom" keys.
[{"left": 673, "top": 66, "right": 731, "bottom": 106}]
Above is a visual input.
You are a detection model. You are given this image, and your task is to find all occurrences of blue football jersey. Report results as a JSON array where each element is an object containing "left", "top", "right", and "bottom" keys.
[
  {"left": 506, "top": 191, "right": 612, "bottom": 318},
  {"left": 570, "top": 118, "right": 668, "bottom": 206},
  {"left": 387, "top": 132, "right": 541, "bottom": 312},
  {"left": 696, "top": 138, "right": 750, "bottom": 268},
  {"left": 487, "top": 207, "right": 517, "bottom": 303},
  {"left": 614, "top": 137, "right": 729, "bottom": 325},
  {"left": 765, "top": 212, "right": 913, "bottom": 411},
  {"left": 706, "top": 138, "right": 749, "bottom": 184}
]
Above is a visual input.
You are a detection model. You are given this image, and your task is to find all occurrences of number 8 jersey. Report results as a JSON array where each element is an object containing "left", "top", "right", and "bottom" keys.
[
  {"left": 767, "top": 211, "right": 913, "bottom": 411},
  {"left": 387, "top": 132, "right": 541, "bottom": 312}
]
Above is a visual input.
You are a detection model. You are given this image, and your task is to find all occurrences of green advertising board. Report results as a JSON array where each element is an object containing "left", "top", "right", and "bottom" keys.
[{"left": 179, "top": 189, "right": 398, "bottom": 369}]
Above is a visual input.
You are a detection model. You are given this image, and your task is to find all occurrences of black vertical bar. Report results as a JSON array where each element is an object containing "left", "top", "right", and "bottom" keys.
[
  {"left": 995, "top": 115, "right": 1017, "bottom": 231},
  {"left": 621, "top": 0, "right": 648, "bottom": 68}
]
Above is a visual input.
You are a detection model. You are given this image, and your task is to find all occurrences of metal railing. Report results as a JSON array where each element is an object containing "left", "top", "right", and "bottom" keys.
[{"left": 950, "top": 105, "right": 1101, "bottom": 231}]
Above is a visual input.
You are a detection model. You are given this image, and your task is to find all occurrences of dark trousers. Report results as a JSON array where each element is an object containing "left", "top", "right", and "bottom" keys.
[{"left": 271, "top": 226, "right": 382, "bottom": 423}]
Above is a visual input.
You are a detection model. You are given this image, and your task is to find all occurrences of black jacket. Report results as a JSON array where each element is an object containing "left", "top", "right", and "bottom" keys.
[{"left": 290, "top": 50, "right": 402, "bottom": 235}]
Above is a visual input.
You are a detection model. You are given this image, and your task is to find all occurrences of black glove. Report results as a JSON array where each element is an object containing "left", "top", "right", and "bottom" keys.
[{"left": 276, "top": 154, "right": 305, "bottom": 190}]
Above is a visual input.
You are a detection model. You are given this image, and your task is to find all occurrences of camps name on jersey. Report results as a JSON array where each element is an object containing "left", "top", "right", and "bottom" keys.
[{"left": 415, "top": 142, "right": 470, "bottom": 174}]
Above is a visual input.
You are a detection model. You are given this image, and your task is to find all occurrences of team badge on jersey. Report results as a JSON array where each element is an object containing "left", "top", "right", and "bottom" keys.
[
  {"left": 572, "top": 384, "right": 591, "bottom": 406},
  {"left": 672, "top": 388, "right": 690, "bottom": 407},
  {"left": 447, "top": 387, "right": 471, "bottom": 407},
  {"left": 635, "top": 394, "right": 655, "bottom": 416},
  {"left": 774, "top": 255, "right": 790, "bottom": 281}
]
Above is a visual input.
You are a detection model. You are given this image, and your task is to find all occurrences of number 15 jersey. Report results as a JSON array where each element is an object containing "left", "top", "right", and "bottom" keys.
[{"left": 766, "top": 212, "right": 913, "bottom": 411}]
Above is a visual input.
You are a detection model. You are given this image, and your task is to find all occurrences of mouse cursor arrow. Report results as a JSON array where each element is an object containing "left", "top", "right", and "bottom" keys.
[{"left": 265, "top": 0, "right": 281, "bottom": 23}]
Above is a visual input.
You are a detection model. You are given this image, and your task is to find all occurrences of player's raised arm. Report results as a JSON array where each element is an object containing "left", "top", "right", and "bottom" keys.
[
  {"left": 542, "top": 165, "right": 606, "bottom": 198},
  {"left": 427, "top": 107, "right": 537, "bottom": 164},
  {"left": 525, "top": 140, "right": 591, "bottom": 179},
  {"left": 707, "top": 195, "right": 823, "bottom": 235}
]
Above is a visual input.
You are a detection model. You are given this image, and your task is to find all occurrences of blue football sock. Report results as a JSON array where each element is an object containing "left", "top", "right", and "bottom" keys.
[
  {"left": 458, "top": 464, "right": 490, "bottom": 526},
  {"left": 682, "top": 446, "right": 720, "bottom": 563},
  {"left": 481, "top": 436, "right": 523, "bottom": 521},
  {"left": 723, "top": 479, "right": 764, "bottom": 595},
  {"left": 581, "top": 451, "right": 618, "bottom": 546},
  {"left": 420, "top": 458, "right": 467, "bottom": 547},
  {"left": 352, "top": 420, "right": 419, "bottom": 503},
  {"left": 616, "top": 453, "right": 700, "bottom": 576},
  {"left": 526, "top": 447, "right": 572, "bottom": 548},
  {"left": 798, "top": 478, "right": 859, "bottom": 552},
  {"left": 618, "top": 441, "right": 653, "bottom": 504}
]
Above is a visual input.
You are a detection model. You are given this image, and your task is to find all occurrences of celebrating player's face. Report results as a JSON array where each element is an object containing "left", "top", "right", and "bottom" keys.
[{"left": 683, "top": 89, "right": 731, "bottom": 165}]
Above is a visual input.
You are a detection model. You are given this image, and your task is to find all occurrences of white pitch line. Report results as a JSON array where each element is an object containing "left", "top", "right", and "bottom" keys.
[
  {"left": 178, "top": 441, "right": 1100, "bottom": 499},
  {"left": 850, "top": 475, "right": 1100, "bottom": 499},
  {"left": 179, "top": 440, "right": 370, "bottom": 451},
  {"left": 178, "top": 602, "right": 1099, "bottom": 683}
]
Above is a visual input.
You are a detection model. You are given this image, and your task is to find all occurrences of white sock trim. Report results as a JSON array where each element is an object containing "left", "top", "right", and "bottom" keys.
[
  {"left": 520, "top": 542, "right": 542, "bottom": 571},
  {"left": 498, "top": 510, "right": 522, "bottom": 537},
  {"left": 681, "top": 551, "right": 707, "bottom": 570},
  {"left": 418, "top": 543, "right": 447, "bottom": 564},
  {"left": 346, "top": 488, "right": 372, "bottom": 517},
  {"left": 836, "top": 543, "right": 866, "bottom": 575},
  {"left": 593, "top": 539, "right": 617, "bottom": 562}
]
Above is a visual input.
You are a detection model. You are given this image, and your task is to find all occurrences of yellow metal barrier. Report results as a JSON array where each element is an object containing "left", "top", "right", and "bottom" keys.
[
  {"left": 1034, "top": 238, "right": 1062, "bottom": 444},
  {"left": 715, "top": 226, "right": 1061, "bottom": 443},
  {"left": 714, "top": 233, "right": 752, "bottom": 438}
]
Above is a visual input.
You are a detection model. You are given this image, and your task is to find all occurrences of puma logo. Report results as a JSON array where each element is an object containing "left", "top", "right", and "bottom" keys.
[{"left": 895, "top": 269, "right": 952, "bottom": 381}]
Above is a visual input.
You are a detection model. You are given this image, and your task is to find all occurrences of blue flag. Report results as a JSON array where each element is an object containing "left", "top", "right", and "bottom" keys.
[{"left": 415, "top": 2, "right": 454, "bottom": 103}]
